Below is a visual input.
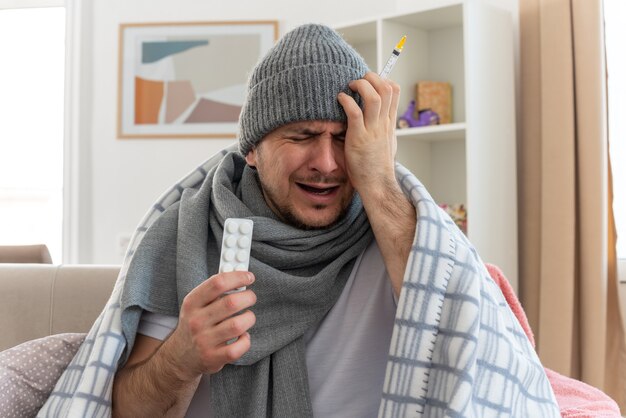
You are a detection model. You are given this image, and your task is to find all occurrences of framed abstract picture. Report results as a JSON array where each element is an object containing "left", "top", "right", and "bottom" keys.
[{"left": 117, "top": 21, "right": 278, "bottom": 139}]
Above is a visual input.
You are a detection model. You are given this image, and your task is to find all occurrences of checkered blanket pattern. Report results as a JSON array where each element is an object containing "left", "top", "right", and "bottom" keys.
[
  {"left": 379, "top": 165, "right": 559, "bottom": 417},
  {"left": 38, "top": 145, "right": 559, "bottom": 417}
]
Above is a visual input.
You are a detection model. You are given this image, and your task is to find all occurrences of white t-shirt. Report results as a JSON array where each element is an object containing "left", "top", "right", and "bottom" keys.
[{"left": 138, "top": 240, "right": 397, "bottom": 418}]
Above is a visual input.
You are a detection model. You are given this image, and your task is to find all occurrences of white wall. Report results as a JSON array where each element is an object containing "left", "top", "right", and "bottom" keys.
[{"left": 75, "top": 0, "right": 397, "bottom": 263}]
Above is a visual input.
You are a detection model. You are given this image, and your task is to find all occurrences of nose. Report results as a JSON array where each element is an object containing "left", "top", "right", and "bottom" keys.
[{"left": 308, "top": 136, "right": 340, "bottom": 175}]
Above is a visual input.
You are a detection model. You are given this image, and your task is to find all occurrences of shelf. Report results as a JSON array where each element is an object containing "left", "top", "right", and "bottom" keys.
[
  {"left": 333, "top": 0, "right": 519, "bottom": 289},
  {"left": 387, "top": 3, "right": 463, "bottom": 30},
  {"left": 395, "top": 122, "right": 466, "bottom": 142},
  {"left": 335, "top": 21, "right": 377, "bottom": 45}
]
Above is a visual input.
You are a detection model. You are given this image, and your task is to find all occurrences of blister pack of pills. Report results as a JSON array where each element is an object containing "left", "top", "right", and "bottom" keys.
[{"left": 219, "top": 218, "right": 253, "bottom": 294}]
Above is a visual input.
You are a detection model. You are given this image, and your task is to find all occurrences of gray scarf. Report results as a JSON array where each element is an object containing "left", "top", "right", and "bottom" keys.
[{"left": 120, "top": 151, "right": 373, "bottom": 417}]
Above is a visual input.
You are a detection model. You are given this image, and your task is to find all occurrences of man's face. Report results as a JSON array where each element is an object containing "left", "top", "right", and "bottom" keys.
[{"left": 245, "top": 120, "right": 355, "bottom": 230}]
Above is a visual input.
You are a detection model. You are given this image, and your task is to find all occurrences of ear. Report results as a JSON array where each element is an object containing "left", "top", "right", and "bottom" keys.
[{"left": 245, "top": 148, "right": 257, "bottom": 167}]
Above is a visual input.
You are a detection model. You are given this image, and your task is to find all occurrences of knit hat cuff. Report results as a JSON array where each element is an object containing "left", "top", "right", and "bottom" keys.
[{"left": 238, "top": 63, "right": 365, "bottom": 156}]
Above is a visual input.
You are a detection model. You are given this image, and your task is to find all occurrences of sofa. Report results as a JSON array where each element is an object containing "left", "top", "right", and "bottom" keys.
[
  {"left": 0, "top": 263, "right": 621, "bottom": 417},
  {"left": 0, "top": 263, "right": 119, "bottom": 352},
  {"left": 0, "top": 245, "right": 53, "bottom": 264}
]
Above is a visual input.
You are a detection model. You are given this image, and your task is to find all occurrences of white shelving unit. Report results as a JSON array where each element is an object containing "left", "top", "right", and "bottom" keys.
[{"left": 335, "top": 0, "right": 519, "bottom": 288}]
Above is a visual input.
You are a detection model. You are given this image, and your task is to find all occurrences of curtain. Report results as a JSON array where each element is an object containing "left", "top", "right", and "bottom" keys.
[{"left": 518, "top": 0, "right": 626, "bottom": 408}]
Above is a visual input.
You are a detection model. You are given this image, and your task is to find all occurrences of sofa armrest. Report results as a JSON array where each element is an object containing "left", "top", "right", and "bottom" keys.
[
  {"left": 0, "top": 264, "right": 119, "bottom": 351},
  {"left": 0, "top": 244, "right": 52, "bottom": 263}
]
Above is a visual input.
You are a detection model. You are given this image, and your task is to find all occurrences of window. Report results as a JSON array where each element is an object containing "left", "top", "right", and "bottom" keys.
[
  {"left": 604, "top": 0, "right": 626, "bottom": 280},
  {"left": 0, "top": 6, "right": 65, "bottom": 263}
]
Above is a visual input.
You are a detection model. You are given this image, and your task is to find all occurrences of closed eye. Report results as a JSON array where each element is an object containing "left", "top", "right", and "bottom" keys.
[
  {"left": 283, "top": 129, "right": 345, "bottom": 142},
  {"left": 286, "top": 135, "right": 314, "bottom": 142}
]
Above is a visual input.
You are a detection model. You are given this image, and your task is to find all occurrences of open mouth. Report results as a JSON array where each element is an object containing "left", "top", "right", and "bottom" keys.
[{"left": 296, "top": 183, "right": 339, "bottom": 195}]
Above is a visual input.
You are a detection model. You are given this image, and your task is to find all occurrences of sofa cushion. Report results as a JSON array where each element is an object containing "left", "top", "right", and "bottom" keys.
[{"left": 0, "top": 333, "right": 85, "bottom": 417}]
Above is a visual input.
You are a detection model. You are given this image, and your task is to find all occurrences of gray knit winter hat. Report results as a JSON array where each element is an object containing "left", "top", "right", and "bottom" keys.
[{"left": 238, "top": 23, "right": 370, "bottom": 156}]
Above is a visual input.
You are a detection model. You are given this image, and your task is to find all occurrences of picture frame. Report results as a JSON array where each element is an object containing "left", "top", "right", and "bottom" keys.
[{"left": 117, "top": 21, "right": 278, "bottom": 139}]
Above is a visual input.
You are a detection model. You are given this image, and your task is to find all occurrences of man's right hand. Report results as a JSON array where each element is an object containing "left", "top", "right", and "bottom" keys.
[
  {"left": 112, "top": 271, "right": 256, "bottom": 418},
  {"left": 164, "top": 271, "right": 257, "bottom": 379}
]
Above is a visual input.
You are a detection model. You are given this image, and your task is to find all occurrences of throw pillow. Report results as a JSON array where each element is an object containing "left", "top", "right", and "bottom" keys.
[{"left": 0, "top": 333, "right": 85, "bottom": 418}]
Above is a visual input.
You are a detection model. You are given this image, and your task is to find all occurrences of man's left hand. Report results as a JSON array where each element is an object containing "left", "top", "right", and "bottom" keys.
[{"left": 337, "top": 71, "right": 401, "bottom": 194}]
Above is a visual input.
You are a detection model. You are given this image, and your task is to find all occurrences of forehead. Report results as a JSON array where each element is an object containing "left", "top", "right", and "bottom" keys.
[{"left": 269, "top": 120, "right": 346, "bottom": 135}]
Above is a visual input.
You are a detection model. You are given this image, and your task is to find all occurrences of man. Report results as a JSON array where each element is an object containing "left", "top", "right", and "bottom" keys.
[
  {"left": 113, "top": 22, "right": 416, "bottom": 417},
  {"left": 40, "top": 23, "right": 559, "bottom": 418}
]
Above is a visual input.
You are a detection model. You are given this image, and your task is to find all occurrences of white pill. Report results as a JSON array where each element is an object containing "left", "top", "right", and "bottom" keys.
[
  {"left": 224, "top": 249, "right": 235, "bottom": 262},
  {"left": 227, "top": 221, "right": 238, "bottom": 234},
  {"left": 235, "top": 264, "right": 247, "bottom": 271},
  {"left": 222, "top": 263, "right": 234, "bottom": 272},
  {"left": 238, "top": 236, "right": 250, "bottom": 248},
  {"left": 226, "top": 235, "right": 237, "bottom": 247},
  {"left": 236, "top": 250, "right": 248, "bottom": 262},
  {"left": 239, "top": 222, "right": 252, "bottom": 235}
]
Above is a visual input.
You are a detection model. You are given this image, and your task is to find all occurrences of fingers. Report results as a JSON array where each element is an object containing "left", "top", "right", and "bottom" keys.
[
  {"left": 192, "top": 299, "right": 256, "bottom": 372},
  {"left": 214, "top": 331, "right": 252, "bottom": 371},
  {"left": 171, "top": 271, "right": 258, "bottom": 376},
  {"left": 183, "top": 271, "right": 255, "bottom": 310},
  {"left": 388, "top": 81, "right": 401, "bottom": 124},
  {"left": 345, "top": 72, "right": 399, "bottom": 127},
  {"left": 181, "top": 271, "right": 256, "bottom": 339},
  {"left": 349, "top": 79, "right": 381, "bottom": 127},
  {"left": 213, "top": 310, "right": 256, "bottom": 343},
  {"left": 192, "top": 308, "right": 256, "bottom": 351},
  {"left": 363, "top": 72, "right": 393, "bottom": 120},
  {"left": 212, "top": 289, "right": 257, "bottom": 326},
  {"left": 337, "top": 91, "right": 364, "bottom": 132},
  {"left": 185, "top": 288, "right": 257, "bottom": 333},
  {"left": 194, "top": 330, "right": 253, "bottom": 375}
]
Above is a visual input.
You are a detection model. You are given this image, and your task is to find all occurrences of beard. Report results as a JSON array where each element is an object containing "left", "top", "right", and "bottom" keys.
[
  {"left": 269, "top": 199, "right": 354, "bottom": 231},
  {"left": 255, "top": 171, "right": 355, "bottom": 230}
]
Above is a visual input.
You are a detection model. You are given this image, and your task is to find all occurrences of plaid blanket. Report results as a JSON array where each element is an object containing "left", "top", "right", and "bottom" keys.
[{"left": 38, "top": 144, "right": 560, "bottom": 417}]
